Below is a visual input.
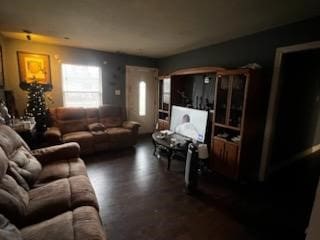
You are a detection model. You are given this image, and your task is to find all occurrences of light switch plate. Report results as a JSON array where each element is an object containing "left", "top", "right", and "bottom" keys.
[{"left": 115, "top": 89, "right": 121, "bottom": 95}]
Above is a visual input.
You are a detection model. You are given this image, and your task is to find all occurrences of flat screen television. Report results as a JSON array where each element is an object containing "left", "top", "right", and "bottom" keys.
[{"left": 170, "top": 105, "right": 208, "bottom": 143}]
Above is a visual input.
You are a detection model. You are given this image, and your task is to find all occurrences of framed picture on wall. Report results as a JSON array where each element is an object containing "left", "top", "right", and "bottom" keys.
[
  {"left": 17, "top": 51, "right": 52, "bottom": 91},
  {"left": 0, "top": 46, "right": 4, "bottom": 88}
]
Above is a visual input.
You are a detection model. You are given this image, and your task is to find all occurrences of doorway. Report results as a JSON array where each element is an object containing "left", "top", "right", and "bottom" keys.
[
  {"left": 126, "top": 66, "right": 158, "bottom": 134},
  {"left": 259, "top": 41, "right": 320, "bottom": 238}
]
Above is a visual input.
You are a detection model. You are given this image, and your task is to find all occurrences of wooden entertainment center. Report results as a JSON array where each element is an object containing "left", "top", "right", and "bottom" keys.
[{"left": 157, "top": 67, "right": 268, "bottom": 180}]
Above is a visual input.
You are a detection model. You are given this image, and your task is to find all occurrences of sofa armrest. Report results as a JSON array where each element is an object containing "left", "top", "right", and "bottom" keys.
[
  {"left": 32, "top": 142, "right": 80, "bottom": 163},
  {"left": 44, "top": 127, "right": 62, "bottom": 145},
  {"left": 122, "top": 121, "right": 140, "bottom": 129}
]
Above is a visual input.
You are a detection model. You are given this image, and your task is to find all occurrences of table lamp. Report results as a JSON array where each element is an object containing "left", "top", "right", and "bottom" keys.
[{"left": 198, "top": 144, "right": 208, "bottom": 159}]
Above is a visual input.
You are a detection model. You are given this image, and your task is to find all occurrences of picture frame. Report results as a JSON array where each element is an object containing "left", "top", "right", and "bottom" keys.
[
  {"left": 0, "top": 46, "right": 4, "bottom": 88},
  {"left": 17, "top": 51, "right": 52, "bottom": 91}
]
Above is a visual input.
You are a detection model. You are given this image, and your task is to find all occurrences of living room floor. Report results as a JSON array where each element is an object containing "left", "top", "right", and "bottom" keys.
[{"left": 83, "top": 135, "right": 319, "bottom": 240}]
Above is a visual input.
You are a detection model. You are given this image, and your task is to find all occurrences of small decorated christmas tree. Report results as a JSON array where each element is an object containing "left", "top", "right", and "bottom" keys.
[{"left": 25, "top": 82, "right": 48, "bottom": 133}]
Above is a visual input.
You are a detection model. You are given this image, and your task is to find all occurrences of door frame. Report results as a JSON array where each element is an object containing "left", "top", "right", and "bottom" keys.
[
  {"left": 125, "top": 65, "right": 159, "bottom": 132},
  {"left": 259, "top": 41, "right": 320, "bottom": 181}
]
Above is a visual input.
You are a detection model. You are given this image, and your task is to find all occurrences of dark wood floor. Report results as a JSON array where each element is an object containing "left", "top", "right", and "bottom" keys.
[{"left": 84, "top": 136, "right": 319, "bottom": 240}]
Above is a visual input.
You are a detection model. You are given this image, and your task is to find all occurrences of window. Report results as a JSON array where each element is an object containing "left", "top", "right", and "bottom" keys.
[
  {"left": 62, "top": 64, "right": 102, "bottom": 108},
  {"left": 139, "top": 81, "right": 146, "bottom": 116}
]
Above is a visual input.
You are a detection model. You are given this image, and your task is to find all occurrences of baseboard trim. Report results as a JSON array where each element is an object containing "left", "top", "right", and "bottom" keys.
[{"left": 269, "top": 144, "right": 320, "bottom": 174}]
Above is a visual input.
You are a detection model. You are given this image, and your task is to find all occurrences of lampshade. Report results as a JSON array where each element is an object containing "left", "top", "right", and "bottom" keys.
[{"left": 198, "top": 144, "right": 209, "bottom": 159}]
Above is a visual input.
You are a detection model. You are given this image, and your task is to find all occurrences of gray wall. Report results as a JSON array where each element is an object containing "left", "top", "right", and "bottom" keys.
[
  {"left": 157, "top": 16, "right": 320, "bottom": 169},
  {"left": 3, "top": 16, "right": 320, "bottom": 116},
  {"left": 3, "top": 38, "right": 156, "bottom": 114},
  {"left": 158, "top": 16, "right": 320, "bottom": 77}
]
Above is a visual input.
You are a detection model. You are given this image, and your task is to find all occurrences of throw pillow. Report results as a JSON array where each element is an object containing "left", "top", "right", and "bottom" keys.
[{"left": 88, "top": 122, "right": 105, "bottom": 132}]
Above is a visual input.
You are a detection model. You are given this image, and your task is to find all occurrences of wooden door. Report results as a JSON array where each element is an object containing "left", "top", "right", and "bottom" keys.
[{"left": 126, "top": 66, "right": 158, "bottom": 134}]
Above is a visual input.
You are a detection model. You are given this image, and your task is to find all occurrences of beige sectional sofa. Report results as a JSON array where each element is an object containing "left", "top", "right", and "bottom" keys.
[
  {"left": 0, "top": 125, "right": 106, "bottom": 240},
  {"left": 45, "top": 105, "right": 140, "bottom": 154}
]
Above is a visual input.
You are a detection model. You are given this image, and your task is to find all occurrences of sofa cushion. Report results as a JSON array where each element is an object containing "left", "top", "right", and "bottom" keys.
[
  {"left": 63, "top": 131, "right": 94, "bottom": 154},
  {"left": 43, "top": 127, "right": 62, "bottom": 145},
  {"left": 63, "top": 131, "right": 93, "bottom": 142},
  {"left": 85, "top": 108, "right": 99, "bottom": 124},
  {"left": 0, "top": 175, "right": 29, "bottom": 224},
  {"left": 32, "top": 143, "right": 80, "bottom": 164},
  {"left": 21, "top": 207, "right": 105, "bottom": 240},
  {"left": 56, "top": 107, "right": 86, "bottom": 121},
  {"left": 56, "top": 108, "right": 87, "bottom": 134},
  {"left": 47, "top": 108, "right": 57, "bottom": 127},
  {"left": 0, "top": 125, "right": 30, "bottom": 158},
  {"left": 25, "top": 175, "right": 98, "bottom": 226},
  {"left": 100, "top": 117, "right": 122, "bottom": 128},
  {"left": 57, "top": 120, "right": 87, "bottom": 134},
  {"left": 92, "top": 131, "right": 109, "bottom": 143},
  {"left": 0, "top": 214, "right": 22, "bottom": 240},
  {"left": 10, "top": 146, "right": 42, "bottom": 186},
  {"left": 105, "top": 127, "right": 131, "bottom": 142},
  {"left": 99, "top": 105, "right": 123, "bottom": 128},
  {"left": 7, "top": 162, "right": 30, "bottom": 191},
  {"left": 35, "top": 158, "right": 87, "bottom": 185}
]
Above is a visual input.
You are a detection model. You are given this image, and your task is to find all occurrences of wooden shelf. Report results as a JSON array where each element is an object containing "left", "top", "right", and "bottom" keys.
[
  {"left": 217, "top": 68, "right": 250, "bottom": 76},
  {"left": 214, "top": 123, "right": 240, "bottom": 131},
  {"left": 171, "top": 66, "right": 225, "bottom": 76},
  {"left": 158, "top": 109, "right": 169, "bottom": 114},
  {"left": 158, "top": 119, "right": 169, "bottom": 122},
  {"left": 213, "top": 136, "right": 240, "bottom": 146}
]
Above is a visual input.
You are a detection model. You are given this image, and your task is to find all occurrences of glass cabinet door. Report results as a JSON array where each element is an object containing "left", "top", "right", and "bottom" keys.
[
  {"left": 229, "top": 74, "right": 246, "bottom": 128},
  {"left": 158, "top": 80, "right": 163, "bottom": 109},
  {"left": 215, "top": 75, "right": 230, "bottom": 124},
  {"left": 158, "top": 77, "right": 171, "bottom": 111},
  {"left": 162, "top": 78, "right": 170, "bottom": 111}
]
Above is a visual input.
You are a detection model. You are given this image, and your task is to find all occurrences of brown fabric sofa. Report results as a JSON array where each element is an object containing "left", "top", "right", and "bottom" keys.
[
  {"left": 0, "top": 125, "right": 106, "bottom": 240},
  {"left": 45, "top": 105, "right": 140, "bottom": 154}
]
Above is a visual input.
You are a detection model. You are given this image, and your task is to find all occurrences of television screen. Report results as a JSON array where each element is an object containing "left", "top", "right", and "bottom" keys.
[{"left": 170, "top": 105, "right": 208, "bottom": 142}]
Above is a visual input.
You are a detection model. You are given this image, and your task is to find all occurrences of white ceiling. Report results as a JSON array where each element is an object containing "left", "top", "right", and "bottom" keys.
[{"left": 0, "top": 0, "right": 320, "bottom": 58}]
